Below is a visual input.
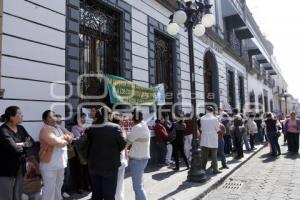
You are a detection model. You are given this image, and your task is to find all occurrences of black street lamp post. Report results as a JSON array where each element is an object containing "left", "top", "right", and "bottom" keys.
[{"left": 167, "top": 0, "right": 215, "bottom": 182}]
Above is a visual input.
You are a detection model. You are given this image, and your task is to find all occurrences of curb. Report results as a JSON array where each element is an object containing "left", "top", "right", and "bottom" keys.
[{"left": 194, "top": 144, "right": 267, "bottom": 200}]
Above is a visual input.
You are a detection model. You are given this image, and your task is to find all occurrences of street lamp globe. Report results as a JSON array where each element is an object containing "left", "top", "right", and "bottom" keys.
[
  {"left": 193, "top": 23, "right": 205, "bottom": 37},
  {"left": 202, "top": 13, "right": 215, "bottom": 28},
  {"left": 173, "top": 10, "right": 187, "bottom": 24},
  {"left": 281, "top": 97, "right": 285, "bottom": 101},
  {"left": 167, "top": 22, "right": 180, "bottom": 35}
]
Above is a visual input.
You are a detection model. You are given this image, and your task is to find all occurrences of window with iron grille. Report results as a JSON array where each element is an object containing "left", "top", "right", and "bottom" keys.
[
  {"left": 79, "top": 0, "right": 120, "bottom": 100},
  {"left": 227, "top": 70, "right": 236, "bottom": 108},
  {"left": 154, "top": 32, "right": 174, "bottom": 103},
  {"left": 204, "top": 57, "right": 214, "bottom": 103}
]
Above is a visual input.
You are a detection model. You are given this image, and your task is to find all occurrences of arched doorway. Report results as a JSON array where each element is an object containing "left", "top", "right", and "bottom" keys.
[{"left": 203, "top": 50, "right": 219, "bottom": 109}]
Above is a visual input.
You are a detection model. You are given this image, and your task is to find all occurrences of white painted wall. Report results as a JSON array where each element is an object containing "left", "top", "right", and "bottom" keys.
[{"left": 0, "top": 0, "right": 66, "bottom": 140}]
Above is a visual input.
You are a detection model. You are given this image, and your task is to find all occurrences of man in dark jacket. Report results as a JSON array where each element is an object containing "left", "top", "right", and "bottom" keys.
[{"left": 87, "top": 106, "right": 127, "bottom": 200}]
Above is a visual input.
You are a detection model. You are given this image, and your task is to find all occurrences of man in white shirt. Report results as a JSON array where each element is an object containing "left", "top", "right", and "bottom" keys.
[{"left": 200, "top": 106, "right": 221, "bottom": 174}]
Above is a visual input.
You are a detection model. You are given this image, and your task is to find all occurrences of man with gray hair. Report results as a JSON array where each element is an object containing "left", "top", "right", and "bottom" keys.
[{"left": 200, "top": 106, "right": 221, "bottom": 174}]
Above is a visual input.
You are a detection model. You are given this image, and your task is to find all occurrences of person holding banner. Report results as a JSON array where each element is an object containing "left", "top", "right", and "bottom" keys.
[{"left": 127, "top": 109, "right": 151, "bottom": 200}]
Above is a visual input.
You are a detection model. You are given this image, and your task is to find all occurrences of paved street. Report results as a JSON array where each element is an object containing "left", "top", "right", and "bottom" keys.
[{"left": 203, "top": 139, "right": 300, "bottom": 200}]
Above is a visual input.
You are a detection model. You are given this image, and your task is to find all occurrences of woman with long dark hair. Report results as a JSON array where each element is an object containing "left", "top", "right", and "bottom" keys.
[{"left": 0, "top": 106, "right": 33, "bottom": 200}]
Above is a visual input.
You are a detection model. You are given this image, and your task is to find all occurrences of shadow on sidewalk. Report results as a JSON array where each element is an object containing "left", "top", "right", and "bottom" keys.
[
  {"left": 261, "top": 156, "right": 278, "bottom": 163},
  {"left": 152, "top": 170, "right": 177, "bottom": 181},
  {"left": 157, "top": 180, "right": 207, "bottom": 200},
  {"left": 284, "top": 153, "right": 300, "bottom": 160},
  {"left": 226, "top": 159, "right": 242, "bottom": 165},
  {"left": 259, "top": 153, "right": 271, "bottom": 158}
]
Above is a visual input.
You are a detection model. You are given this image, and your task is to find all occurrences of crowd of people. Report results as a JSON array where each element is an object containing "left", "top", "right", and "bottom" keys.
[
  {"left": 0, "top": 105, "right": 300, "bottom": 200},
  {"left": 153, "top": 107, "right": 300, "bottom": 173}
]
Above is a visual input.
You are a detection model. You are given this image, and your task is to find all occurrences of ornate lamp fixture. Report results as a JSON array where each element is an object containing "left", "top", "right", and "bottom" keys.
[{"left": 167, "top": 0, "right": 215, "bottom": 37}]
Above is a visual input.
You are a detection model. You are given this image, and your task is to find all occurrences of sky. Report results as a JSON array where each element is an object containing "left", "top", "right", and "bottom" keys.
[{"left": 246, "top": 0, "right": 300, "bottom": 100}]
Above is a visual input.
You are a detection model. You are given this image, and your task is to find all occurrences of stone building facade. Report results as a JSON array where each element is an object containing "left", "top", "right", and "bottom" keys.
[{"left": 0, "top": 0, "right": 288, "bottom": 139}]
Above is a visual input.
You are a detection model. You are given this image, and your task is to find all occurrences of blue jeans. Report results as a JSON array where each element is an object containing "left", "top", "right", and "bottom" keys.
[
  {"left": 218, "top": 140, "right": 226, "bottom": 167},
  {"left": 242, "top": 133, "right": 251, "bottom": 150},
  {"left": 129, "top": 159, "right": 148, "bottom": 200}
]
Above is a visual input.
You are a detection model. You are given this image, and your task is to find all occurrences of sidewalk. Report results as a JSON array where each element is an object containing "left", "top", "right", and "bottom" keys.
[
  {"left": 124, "top": 144, "right": 265, "bottom": 200},
  {"left": 75, "top": 144, "right": 265, "bottom": 200},
  {"left": 203, "top": 142, "right": 298, "bottom": 200}
]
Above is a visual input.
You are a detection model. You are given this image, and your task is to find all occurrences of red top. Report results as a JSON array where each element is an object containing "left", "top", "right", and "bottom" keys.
[
  {"left": 154, "top": 123, "right": 168, "bottom": 143},
  {"left": 185, "top": 120, "right": 193, "bottom": 135}
]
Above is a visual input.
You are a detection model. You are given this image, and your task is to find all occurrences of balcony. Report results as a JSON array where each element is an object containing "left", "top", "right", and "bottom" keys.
[
  {"left": 227, "top": 29, "right": 241, "bottom": 54},
  {"left": 268, "top": 77, "right": 275, "bottom": 88},
  {"left": 258, "top": 68, "right": 267, "bottom": 81},
  {"left": 228, "top": 0, "right": 273, "bottom": 58},
  {"left": 249, "top": 57, "right": 260, "bottom": 75}
]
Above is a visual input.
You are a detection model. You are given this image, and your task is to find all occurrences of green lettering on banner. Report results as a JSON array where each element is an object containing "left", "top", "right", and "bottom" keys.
[{"left": 107, "top": 74, "right": 165, "bottom": 106}]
